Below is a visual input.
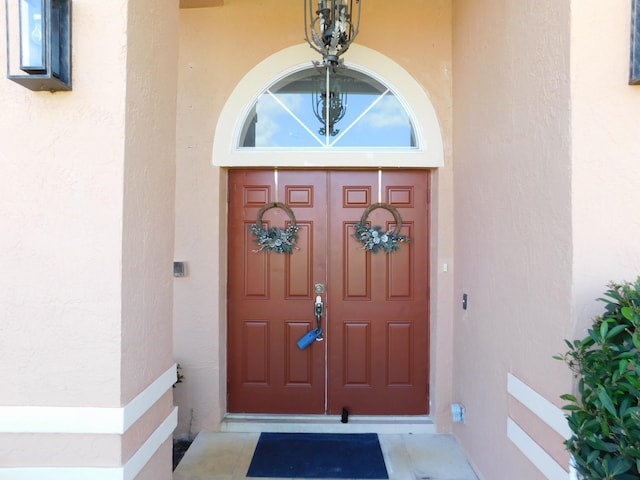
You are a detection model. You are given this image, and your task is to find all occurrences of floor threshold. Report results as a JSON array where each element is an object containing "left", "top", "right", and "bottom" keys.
[{"left": 220, "top": 413, "right": 436, "bottom": 434}]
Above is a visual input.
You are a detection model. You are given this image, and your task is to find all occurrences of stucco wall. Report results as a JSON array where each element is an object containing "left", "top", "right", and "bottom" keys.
[
  {"left": 120, "top": 0, "right": 179, "bottom": 407},
  {"left": 0, "top": 0, "right": 128, "bottom": 408},
  {"left": 0, "top": 1, "right": 178, "bottom": 476},
  {"left": 571, "top": 0, "right": 640, "bottom": 325},
  {"left": 3, "top": 0, "right": 635, "bottom": 477},
  {"left": 452, "top": 1, "right": 573, "bottom": 479},
  {"left": 173, "top": 0, "right": 454, "bottom": 435}
]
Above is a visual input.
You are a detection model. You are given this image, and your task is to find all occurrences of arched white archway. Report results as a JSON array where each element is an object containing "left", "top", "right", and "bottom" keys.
[{"left": 213, "top": 44, "right": 444, "bottom": 168}]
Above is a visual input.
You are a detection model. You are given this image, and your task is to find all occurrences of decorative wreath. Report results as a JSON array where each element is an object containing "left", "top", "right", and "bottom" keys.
[
  {"left": 353, "top": 203, "right": 410, "bottom": 253},
  {"left": 249, "top": 202, "right": 299, "bottom": 254}
]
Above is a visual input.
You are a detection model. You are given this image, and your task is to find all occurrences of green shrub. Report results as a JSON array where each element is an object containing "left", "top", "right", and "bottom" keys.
[{"left": 555, "top": 278, "right": 640, "bottom": 480}]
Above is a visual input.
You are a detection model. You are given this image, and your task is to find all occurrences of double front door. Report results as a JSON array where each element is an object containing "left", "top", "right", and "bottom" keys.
[{"left": 227, "top": 169, "right": 430, "bottom": 415}]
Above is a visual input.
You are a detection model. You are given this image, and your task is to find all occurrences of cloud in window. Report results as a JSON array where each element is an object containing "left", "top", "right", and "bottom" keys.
[
  {"left": 254, "top": 95, "right": 282, "bottom": 147},
  {"left": 254, "top": 94, "right": 308, "bottom": 147},
  {"left": 360, "top": 96, "right": 410, "bottom": 129}
]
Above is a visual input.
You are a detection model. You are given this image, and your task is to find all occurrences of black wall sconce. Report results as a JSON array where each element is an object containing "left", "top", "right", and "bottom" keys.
[
  {"left": 5, "top": 0, "right": 71, "bottom": 91},
  {"left": 631, "top": 0, "right": 640, "bottom": 85}
]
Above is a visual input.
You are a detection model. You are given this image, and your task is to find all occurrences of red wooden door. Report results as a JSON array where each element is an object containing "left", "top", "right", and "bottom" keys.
[{"left": 227, "top": 170, "right": 430, "bottom": 415}]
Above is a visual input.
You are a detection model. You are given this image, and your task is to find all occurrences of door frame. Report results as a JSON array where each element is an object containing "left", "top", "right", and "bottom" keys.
[
  {"left": 209, "top": 44, "right": 450, "bottom": 428},
  {"left": 217, "top": 167, "right": 449, "bottom": 425}
]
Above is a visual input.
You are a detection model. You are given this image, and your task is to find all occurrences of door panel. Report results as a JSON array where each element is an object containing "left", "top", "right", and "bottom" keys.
[
  {"left": 228, "top": 170, "right": 327, "bottom": 413},
  {"left": 326, "top": 171, "right": 430, "bottom": 414},
  {"left": 228, "top": 170, "right": 429, "bottom": 415}
]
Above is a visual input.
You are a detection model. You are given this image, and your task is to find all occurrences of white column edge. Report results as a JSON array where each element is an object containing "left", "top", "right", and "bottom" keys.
[{"left": 0, "top": 466, "right": 123, "bottom": 480}]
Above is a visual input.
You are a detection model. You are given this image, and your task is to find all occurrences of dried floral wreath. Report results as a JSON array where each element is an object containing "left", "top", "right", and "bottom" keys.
[
  {"left": 249, "top": 202, "right": 299, "bottom": 254},
  {"left": 353, "top": 203, "right": 410, "bottom": 253}
]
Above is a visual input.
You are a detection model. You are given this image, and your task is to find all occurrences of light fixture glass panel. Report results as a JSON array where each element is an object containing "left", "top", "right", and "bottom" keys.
[
  {"left": 19, "top": 0, "right": 45, "bottom": 73},
  {"left": 51, "top": 0, "right": 61, "bottom": 77}
]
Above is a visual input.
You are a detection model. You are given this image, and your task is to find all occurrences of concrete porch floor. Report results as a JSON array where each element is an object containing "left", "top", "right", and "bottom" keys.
[{"left": 173, "top": 432, "right": 479, "bottom": 480}]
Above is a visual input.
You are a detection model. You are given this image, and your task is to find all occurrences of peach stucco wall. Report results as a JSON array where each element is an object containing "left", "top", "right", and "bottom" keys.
[
  {"left": 0, "top": 1, "right": 128, "bottom": 408},
  {"left": 452, "top": 1, "right": 573, "bottom": 478},
  {"left": 173, "top": 0, "right": 454, "bottom": 435},
  {"left": 0, "top": 0, "right": 178, "bottom": 477},
  {"left": 120, "top": 0, "right": 179, "bottom": 407},
  {"left": 571, "top": 0, "right": 640, "bottom": 324},
  {"left": 0, "top": 0, "right": 177, "bottom": 407},
  {"left": 1, "top": 0, "right": 637, "bottom": 478},
  {"left": 453, "top": 1, "right": 640, "bottom": 479}
]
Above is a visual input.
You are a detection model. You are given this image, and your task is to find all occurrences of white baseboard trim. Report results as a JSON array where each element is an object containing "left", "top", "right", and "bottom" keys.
[
  {"left": 0, "top": 407, "right": 177, "bottom": 480},
  {"left": 0, "top": 364, "right": 177, "bottom": 434},
  {"left": 507, "top": 418, "right": 569, "bottom": 480}
]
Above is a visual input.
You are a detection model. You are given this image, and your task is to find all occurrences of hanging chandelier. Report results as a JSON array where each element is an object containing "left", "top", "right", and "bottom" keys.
[{"left": 304, "top": 0, "right": 362, "bottom": 66}]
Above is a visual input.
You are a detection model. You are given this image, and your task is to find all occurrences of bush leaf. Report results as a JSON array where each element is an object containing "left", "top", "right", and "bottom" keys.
[
  {"left": 556, "top": 278, "right": 640, "bottom": 479},
  {"left": 598, "top": 386, "right": 617, "bottom": 416},
  {"left": 621, "top": 306, "right": 634, "bottom": 320}
]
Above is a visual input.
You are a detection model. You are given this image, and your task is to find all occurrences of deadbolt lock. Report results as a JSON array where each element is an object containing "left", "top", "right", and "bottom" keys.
[{"left": 314, "top": 283, "right": 325, "bottom": 294}]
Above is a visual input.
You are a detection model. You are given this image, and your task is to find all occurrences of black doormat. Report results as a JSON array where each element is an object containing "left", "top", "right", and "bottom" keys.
[{"left": 246, "top": 432, "right": 389, "bottom": 479}]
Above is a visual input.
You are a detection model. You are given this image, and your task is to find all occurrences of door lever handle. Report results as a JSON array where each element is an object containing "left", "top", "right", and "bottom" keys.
[
  {"left": 314, "top": 295, "right": 324, "bottom": 341},
  {"left": 315, "top": 295, "right": 323, "bottom": 318},
  {"left": 296, "top": 295, "right": 325, "bottom": 350}
]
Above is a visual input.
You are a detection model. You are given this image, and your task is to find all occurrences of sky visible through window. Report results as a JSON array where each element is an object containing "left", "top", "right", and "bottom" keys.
[{"left": 239, "top": 67, "right": 416, "bottom": 149}]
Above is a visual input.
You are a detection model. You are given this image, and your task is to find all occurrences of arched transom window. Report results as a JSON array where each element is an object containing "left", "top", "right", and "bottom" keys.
[{"left": 238, "top": 66, "right": 417, "bottom": 150}]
